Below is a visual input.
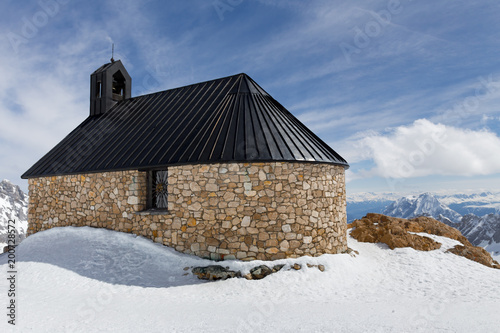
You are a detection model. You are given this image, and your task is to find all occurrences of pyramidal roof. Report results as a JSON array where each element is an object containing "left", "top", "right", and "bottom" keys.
[{"left": 22, "top": 73, "right": 348, "bottom": 179}]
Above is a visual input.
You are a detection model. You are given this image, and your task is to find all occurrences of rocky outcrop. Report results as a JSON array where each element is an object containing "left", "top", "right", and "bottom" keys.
[
  {"left": 350, "top": 213, "right": 499, "bottom": 269},
  {"left": 249, "top": 265, "right": 273, "bottom": 279},
  {"left": 447, "top": 245, "right": 499, "bottom": 269},
  {"left": 350, "top": 214, "right": 442, "bottom": 251},
  {"left": 376, "top": 192, "right": 500, "bottom": 253},
  {"left": 192, "top": 265, "right": 240, "bottom": 280},
  {"left": 192, "top": 262, "right": 324, "bottom": 281}
]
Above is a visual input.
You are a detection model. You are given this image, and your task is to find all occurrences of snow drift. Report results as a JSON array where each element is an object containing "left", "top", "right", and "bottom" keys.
[{"left": 0, "top": 226, "right": 499, "bottom": 332}]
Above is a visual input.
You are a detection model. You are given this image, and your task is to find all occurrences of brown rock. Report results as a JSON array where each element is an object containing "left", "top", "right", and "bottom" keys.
[
  {"left": 265, "top": 247, "right": 279, "bottom": 254},
  {"left": 351, "top": 213, "right": 499, "bottom": 269},
  {"left": 206, "top": 237, "right": 219, "bottom": 246},
  {"left": 258, "top": 232, "right": 270, "bottom": 241},
  {"left": 187, "top": 217, "right": 197, "bottom": 227},
  {"left": 265, "top": 239, "right": 278, "bottom": 247},
  {"left": 447, "top": 245, "right": 500, "bottom": 269},
  {"left": 351, "top": 214, "right": 441, "bottom": 251},
  {"left": 244, "top": 235, "right": 253, "bottom": 246}
]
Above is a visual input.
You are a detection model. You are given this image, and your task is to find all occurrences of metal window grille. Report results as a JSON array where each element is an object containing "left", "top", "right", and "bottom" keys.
[{"left": 148, "top": 170, "right": 168, "bottom": 209}]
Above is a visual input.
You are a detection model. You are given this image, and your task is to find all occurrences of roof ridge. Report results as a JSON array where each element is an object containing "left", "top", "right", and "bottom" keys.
[
  {"left": 228, "top": 73, "right": 270, "bottom": 96},
  {"left": 131, "top": 73, "right": 249, "bottom": 101}
]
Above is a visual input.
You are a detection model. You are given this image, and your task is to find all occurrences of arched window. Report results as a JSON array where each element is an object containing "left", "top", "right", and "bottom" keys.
[{"left": 112, "top": 71, "right": 126, "bottom": 100}]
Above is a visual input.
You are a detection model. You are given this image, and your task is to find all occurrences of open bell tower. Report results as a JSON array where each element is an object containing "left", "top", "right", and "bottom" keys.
[{"left": 90, "top": 59, "right": 131, "bottom": 116}]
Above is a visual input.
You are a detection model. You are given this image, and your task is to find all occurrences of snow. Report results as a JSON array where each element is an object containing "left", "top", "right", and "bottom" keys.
[
  {"left": 348, "top": 190, "right": 500, "bottom": 220},
  {"left": 438, "top": 191, "right": 500, "bottom": 206},
  {"left": 0, "top": 196, "right": 9, "bottom": 250},
  {"left": 408, "top": 232, "right": 463, "bottom": 251},
  {"left": 479, "top": 239, "right": 500, "bottom": 261},
  {"left": 0, "top": 180, "right": 29, "bottom": 250},
  {"left": 492, "top": 253, "right": 500, "bottom": 262},
  {"left": 347, "top": 190, "right": 500, "bottom": 206},
  {"left": 382, "top": 193, "right": 463, "bottom": 223},
  {"left": 1, "top": 227, "right": 500, "bottom": 332}
]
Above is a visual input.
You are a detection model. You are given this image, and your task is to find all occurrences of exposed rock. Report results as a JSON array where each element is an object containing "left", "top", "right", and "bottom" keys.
[
  {"left": 249, "top": 265, "right": 273, "bottom": 280},
  {"left": 272, "top": 264, "right": 285, "bottom": 272},
  {"left": 343, "top": 247, "right": 359, "bottom": 257},
  {"left": 192, "top": 265, "right": 240, "bottom": 280},
  {"left": 351, "top": 213, "right": 499, "bottom": 269},
  {"left": 447, "top": 245, "right": 500, "bottom": 269},
  {"left": 305, "top": 263, "right": 325, "bottom": 272},
  {"left": 351, "top": 214, "right": 442, "bottom": 251},
  {"left": 193, "top": 261, "right": 324, "bottom": 281}
]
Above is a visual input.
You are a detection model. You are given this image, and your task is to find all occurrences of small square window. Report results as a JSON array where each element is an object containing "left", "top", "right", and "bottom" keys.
[{"left": 147, "top": 169, "right": 168, "bottom": 210}]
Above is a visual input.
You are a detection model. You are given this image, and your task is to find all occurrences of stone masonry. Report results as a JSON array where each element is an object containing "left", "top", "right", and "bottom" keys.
[{"left": 27, "top": 162, "right": 347, "bottom": 260}]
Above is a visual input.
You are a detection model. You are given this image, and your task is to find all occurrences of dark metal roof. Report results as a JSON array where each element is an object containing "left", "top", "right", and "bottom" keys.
[{"left": 22, "top": 73, "right": 348, "bottom": 179}]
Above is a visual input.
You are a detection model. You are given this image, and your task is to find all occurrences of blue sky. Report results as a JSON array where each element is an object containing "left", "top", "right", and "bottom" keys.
[{"left": 1, "top": 0, "right": 499, "bottom": 195}]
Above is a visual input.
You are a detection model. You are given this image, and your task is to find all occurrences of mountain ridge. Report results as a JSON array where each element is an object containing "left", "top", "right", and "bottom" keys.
[
  {"left": 375, "top": 192, "right": 500, "bottom": 259},
  {"left": 0, "top": 179, "right": 28, "bottom": 249},
  {"left": 382, "top": 192, "right": 463, "bottom": 224}
]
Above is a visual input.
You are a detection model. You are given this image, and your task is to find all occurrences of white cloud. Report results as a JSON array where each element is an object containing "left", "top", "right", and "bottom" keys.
[{"left": 341, "top": 119, "right": 500, "bottom": 180}]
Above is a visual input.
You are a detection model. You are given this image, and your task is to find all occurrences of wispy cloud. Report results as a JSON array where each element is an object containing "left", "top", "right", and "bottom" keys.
[{"left": 1, "top": 0, "right": 500, "bottom": 194}]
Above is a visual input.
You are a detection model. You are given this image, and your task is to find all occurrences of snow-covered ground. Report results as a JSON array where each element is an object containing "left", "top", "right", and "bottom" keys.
[{"left": 1, "top": 227, "right": 499, "bottom": 333}]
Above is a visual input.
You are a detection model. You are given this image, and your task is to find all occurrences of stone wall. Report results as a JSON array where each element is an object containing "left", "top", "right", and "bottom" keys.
[{"left": 28, "top": 162, "right": 347, "bottom": 260}]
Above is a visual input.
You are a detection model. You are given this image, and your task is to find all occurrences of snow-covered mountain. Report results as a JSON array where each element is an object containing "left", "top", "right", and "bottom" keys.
[
  {"left": 0, "top": 179, "right": 28, "bottom": 249},
  {"left": 374, "top": 192, "right": 500, "bottom": 257},
  {"left": 458, "top": 214, "right": 500, "bottom": 256},
  {"left": 348, "top": 190, "right": 500, "bottom": 220},
  {"left": 382, "top": 193, "right": 463, "bottom": 224},
  {"left": 437, "top": 192, "right": 500, "bottom": 216}
]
